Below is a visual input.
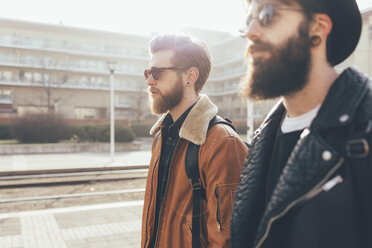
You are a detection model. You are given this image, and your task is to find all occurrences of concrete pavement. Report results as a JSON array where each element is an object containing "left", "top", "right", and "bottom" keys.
[
  {"left": 0, "top": 201, "right": 143, "bottom": 248},
  {"left": 0, "top": 141, "right": 152, "bottom": 247}
]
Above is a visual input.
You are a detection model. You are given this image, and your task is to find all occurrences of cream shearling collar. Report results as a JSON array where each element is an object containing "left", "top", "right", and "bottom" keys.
[{"left": 149, "top": 94, "right": 218, "bottom": 145}]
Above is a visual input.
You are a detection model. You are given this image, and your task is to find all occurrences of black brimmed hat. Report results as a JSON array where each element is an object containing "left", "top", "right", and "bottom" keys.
[{"left": 312, "top": 0, "right": 362, "bottom": 65}]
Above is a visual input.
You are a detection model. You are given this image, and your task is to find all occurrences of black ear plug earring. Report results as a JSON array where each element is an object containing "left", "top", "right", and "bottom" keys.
[{"left": 310, "top": 35, "right": 321, "bottom": 47}]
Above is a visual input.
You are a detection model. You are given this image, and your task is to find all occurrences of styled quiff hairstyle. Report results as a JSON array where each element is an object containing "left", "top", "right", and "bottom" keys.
[{"left": 149, "top": 33, "right": 212, "bottom": 93}]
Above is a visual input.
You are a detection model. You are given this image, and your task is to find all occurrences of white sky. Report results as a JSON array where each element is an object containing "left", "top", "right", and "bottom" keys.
[{"left": 0, "top": 0, "right": 371, "bottom": 36}]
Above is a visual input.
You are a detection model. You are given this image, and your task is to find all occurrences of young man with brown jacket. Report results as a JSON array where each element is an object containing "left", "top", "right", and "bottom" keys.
[{"left": 141, "top": 34, "right": 248, "bottom": 248}]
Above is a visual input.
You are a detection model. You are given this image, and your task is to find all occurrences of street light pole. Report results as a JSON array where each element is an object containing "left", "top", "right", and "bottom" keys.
[{"left": 107, "top": 61, "right": 117, "bottom": 162}]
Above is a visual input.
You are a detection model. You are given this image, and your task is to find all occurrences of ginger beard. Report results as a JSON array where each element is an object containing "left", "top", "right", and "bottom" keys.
[
  {"left": 241, "top": 20, "right": 312, "bottom": 100},
  {"left": 148, "top": 76, "right": 184, "bottom": 114}
]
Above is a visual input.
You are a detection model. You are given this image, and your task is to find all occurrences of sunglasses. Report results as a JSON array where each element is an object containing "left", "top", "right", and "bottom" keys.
[
  {"left": 144, "top": 67, "right": 184, "bottom": 80},
  {"left": 239, "top": 3, "right": 303, "bottom": 36}
]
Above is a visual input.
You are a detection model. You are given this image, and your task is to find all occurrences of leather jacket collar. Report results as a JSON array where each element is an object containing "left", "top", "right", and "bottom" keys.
[
  {"left": 260, "top": 67, "right": 371, "bottom": 135},
  {"left": 232, "top": 67, "right": 372, "bottom": 248}
]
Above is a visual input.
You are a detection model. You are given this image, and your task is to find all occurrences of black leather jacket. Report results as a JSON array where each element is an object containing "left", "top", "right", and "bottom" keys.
[{"left": 231, "top": 68, "right": 372, "bottom": 248}]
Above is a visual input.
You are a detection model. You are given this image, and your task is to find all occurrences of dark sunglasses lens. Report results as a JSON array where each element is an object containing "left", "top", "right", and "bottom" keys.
[
  {"left": 152, "top": 69, "right": 160, "bottom": 80},
  {"left": 259, "top": 4, "right": 274, "bottom": 26}
]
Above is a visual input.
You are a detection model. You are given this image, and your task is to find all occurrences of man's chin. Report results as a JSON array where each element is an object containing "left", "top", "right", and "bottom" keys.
[
  {"left": 151, "top": 101, "right": 168, "bottom": 115},
  {"left": 151, "top": 106, "right": 164, "bottom": 115},
  {"left": 251, "top": 56, "right": 268, "bottom": 67}
]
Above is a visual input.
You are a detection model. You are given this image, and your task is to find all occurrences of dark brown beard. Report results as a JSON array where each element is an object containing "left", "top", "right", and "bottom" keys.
[
  {"left": 149, "top": 76, "right": 184, "bottom": 114},
  {"left": 240, "top": 20, "right": 311, "bottom": 100}
]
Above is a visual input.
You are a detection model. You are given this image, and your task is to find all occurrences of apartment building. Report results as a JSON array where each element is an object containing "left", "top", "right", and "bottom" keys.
[
  {"left": 0, "top": 18, "right": 150, "bottom": 123},
  {"left": 0, "top": 8, "right": 371, "bottom": 125}
]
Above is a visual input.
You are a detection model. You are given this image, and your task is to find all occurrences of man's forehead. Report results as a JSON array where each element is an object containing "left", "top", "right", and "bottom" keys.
[
  {"left": 149, "top": 49, "right": 175, "bottom": 67},
  {"left": 245, "top": 0, "right": 294, "bottom": 8}
]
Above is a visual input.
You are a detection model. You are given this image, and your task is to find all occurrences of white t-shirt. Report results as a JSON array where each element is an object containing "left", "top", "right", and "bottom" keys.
[{"left": 281, "top": 105, "right": 321, "bottom": 133}]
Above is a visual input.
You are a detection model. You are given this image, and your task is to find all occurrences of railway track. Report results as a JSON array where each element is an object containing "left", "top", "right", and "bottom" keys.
[
  {"left": 0, "top": 165, "right": 148, "bottom": 187},
  {"left": 0, "top": 188, "right": 146, "bottom": 204}
]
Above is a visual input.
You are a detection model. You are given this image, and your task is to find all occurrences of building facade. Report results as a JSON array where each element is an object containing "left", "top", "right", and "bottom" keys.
[{"left": 0, "top": 10, "right": 371, "bottom": 126}]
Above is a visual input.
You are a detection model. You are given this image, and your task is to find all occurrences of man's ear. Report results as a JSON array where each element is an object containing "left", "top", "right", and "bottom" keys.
[
  {"left": 310, "top": 13, "right": 333, "bottom": 41},
  {"left": 185, "top": 67, "right": 199, "bottom": 86}
]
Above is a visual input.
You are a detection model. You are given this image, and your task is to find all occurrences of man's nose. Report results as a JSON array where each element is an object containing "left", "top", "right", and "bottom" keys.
[
  {"left": 243, "top": 18, "right": 262, "bottom": 42},
  {"left": 146, "top": 75, "right": 156, "bottom": 86}
]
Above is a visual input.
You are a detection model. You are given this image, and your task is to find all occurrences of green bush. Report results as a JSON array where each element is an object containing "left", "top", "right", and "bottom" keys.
[
  {"left": 0, "top": 123, "right": 11, "bottom": 140},
  {"left": 70, "top": 125, "right": 91, "bottom": 142},
  {"left": 70, "top": 123, "right": 135, "bottom": 142},
  {"left": 115, "top": 123, "right": 136, "bottom": 142},
  {"left": 130, "top": 123, "right": 153, "bottom": 137},
  {"left": 11, "top": 114, "right": 69, "bottom": 143}
]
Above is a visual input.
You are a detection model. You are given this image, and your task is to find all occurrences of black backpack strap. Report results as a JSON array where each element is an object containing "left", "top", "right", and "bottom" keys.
[
  {"left": 185, "top": 142, "right": 202, "bottom": 248},
  {"left": 345, "top": 120, "right": 371, "bottom": 158},
  {"left": 208, "top": 115, "right": 236, "bottom": 131},
  {"left": 209, "top": 115, "right": 250, "bottom": 148},
  {"left": 185, "top": 115, "right": 237, "bottom": 248},
  {"left": 344, "top": 120, "right": 372, "bottom": 246}
]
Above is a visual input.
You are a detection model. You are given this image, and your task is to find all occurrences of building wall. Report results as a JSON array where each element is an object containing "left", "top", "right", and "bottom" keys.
[
  {"left": 0, "top": 18, "right": 150, "bottom": 122},
  {"left": 339, "top": 9, "right": 372, "bottom": 78},
  {"left": 0, "top": 10, "right": 371, "bottom": 126}
]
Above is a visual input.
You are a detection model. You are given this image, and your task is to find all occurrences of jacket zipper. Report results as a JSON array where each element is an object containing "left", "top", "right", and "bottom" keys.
[
  {"left": 143, "top": 156, "right": 160, "bottom": 248},
  {"left": 153, "top": 141, "right": 180, "bottom": 248},
  {"left": 215, "top": 186, "right": 222, "bottom": 232},
  {"left": 255, "top": 157, "right": 344, "bottom": 248}
]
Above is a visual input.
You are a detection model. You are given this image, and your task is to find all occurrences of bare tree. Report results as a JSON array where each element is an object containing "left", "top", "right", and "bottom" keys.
[{"left": 24, "top": 52, "right": 74, "bottom": 115}]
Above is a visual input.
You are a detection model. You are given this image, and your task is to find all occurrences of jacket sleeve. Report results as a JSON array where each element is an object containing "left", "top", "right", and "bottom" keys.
[{"left": 200, "top": 132, "right": 248, "bottom": 247}]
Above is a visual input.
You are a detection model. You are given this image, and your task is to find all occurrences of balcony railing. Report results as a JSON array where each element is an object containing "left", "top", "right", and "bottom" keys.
[
  {"left": 0, "top": 78, "right": 147, "bottom": 93},
  {"left": 213, "top": 55, "right": 244, "bottom": 67},
  {"left": 0, "top": 56, "right": 144, "bottom": 76},
  {"left": 209, "top": 70, "right": 245, "bottom": 81},
  {"left": 0, "top": 34, "right": 149, "bottom": 60}
]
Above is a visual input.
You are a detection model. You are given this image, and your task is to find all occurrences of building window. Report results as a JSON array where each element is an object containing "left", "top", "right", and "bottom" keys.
[
  {"left": 80, "top": 59, "right": 87, "bottom": 68},
  {"left": 34, "top": 72, "right": 42, "bottom": 82},
  {"left": 0, "top": 34, "right": 12, "bottom": 44},
  {"left": 17, "top": 106, "right": 48, "bottom": 116},
  {"left": 88, "top": 60, "right": 95, "bottom": 69},
  {"left": 24, "top": 72, "right": 33, "bottom": 81},
  {"left": 43, "top": 74, "right": 50, "bottom": 82},
  {"left": 23, "top": 55, "right": 33, "bottom": 64},
  {"left": 2, "top": 53, "right": 14, "bottom": 63},
  {"left": 74, "top": 107, "right": 105, "bottom": 119},
  {"left": 0, "top": 89, "right": 13, "bottom": 103},
  {"left": 80, "top": 76, "right": 87, "bottom": 85},
  {"left": 62, "top": 74, "right": 68, "bottom": 83},
  {"left": 2, "top": 71, "right": 12, "bottom": 81}
]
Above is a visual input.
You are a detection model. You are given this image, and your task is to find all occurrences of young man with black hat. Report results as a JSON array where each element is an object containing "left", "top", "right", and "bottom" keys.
[
  {"left": 141, "top": 33, "right": 248, "bottom": 248},
  {"left": 231, "top": 0, "right": 372, "bottom": 247}
]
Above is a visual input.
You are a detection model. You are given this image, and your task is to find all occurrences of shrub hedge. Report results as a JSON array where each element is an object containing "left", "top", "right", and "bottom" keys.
[
  {"left": 130, "top": 123, "right": 153, "bottom": 137},
  {"left": 0, "top": 123, "right": 11, "bottom": 140},
  {"left": 11, "top": 114, "right": 69, "bottom": 143},
  {"left": 70, "top": 123, "right": 135, "bottom": 142}
]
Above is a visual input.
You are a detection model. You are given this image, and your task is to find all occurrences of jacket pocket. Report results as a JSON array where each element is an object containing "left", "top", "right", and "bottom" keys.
[{"left": 215, "top": 183, "right": 239, "bottom": 232}]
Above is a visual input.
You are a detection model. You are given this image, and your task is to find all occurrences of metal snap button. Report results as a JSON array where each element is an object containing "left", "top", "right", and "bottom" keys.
[
  {"left": 300, "top": 128, "right": 310, "bottom": 139},
  {"left": 322, "top": 151, "right": 332, "bottom": 161},
  {"left": 339, "top": 114, "right": 349, "bottom": 123}
]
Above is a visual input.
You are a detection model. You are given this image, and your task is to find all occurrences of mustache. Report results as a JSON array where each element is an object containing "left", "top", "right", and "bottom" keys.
[
  {"left": 246, "top": 40, "right": 273, "bottom": 56},
  {"left": 148, "top": 87, "right": 160, "bottom": 94}
]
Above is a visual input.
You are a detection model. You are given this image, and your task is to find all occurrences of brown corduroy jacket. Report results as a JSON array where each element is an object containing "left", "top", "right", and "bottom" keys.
[{"left": 141, "top": 94, "right": 248, "bottom": 248}]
